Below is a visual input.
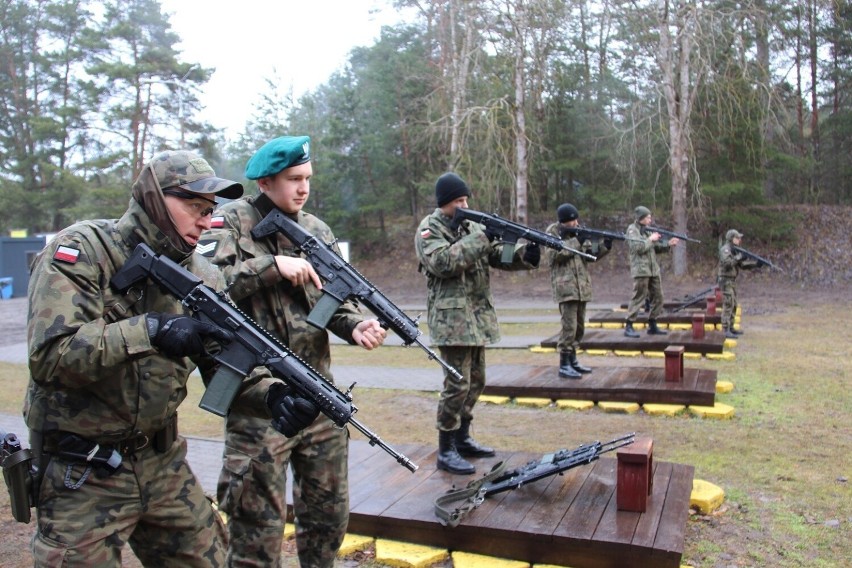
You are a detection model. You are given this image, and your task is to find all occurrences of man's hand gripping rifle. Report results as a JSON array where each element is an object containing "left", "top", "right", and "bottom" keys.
[
  {"left": 111, "top": 243, "right": 417, "bottom": 472},
  {"left": 450, "top": 208, "right": 596, "bottom": 264},
  {"left": 251, "top": 210, "right": 463, "bottom": 382},
  {"left": 434, "top": 433, "right": 635, "bottom": 527},
  {"left": 732, "top": 245, "right": 783, "bottom": 272}
]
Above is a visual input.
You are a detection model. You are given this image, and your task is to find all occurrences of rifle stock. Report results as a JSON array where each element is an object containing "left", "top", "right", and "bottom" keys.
[
  {"left": 251, "top": 209, "right": 463, "bottom": 382},
  {"left": 451, "top": 208, "right": 596, "bottom": 263},
  {"left": 110, "top": 243, "right": 418, "bottom": 472}
]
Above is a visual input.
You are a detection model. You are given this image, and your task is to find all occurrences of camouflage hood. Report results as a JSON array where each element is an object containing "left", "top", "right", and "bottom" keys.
[{"left": 130, "top": 161, "right": 194, "bottom": 255}]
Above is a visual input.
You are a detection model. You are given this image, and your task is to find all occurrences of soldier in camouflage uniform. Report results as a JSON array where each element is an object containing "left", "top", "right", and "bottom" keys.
[
  {"left": 545, "top": 204, "right": 611, "bottom": 379},
  {"left": 415, "top": 172, "right": 540, "bottom": 475},
  {"left": 623, "top": 206, "right": 680, "bottom": 338},
  {"left": 718, "top": 229, "right": 758, "bottom": 338},
  {"left": 200, "top": 136, "right": 386, "bottom": 568},
  {"left": 24, "top": 151, "right": 246, "bottom": 567}
]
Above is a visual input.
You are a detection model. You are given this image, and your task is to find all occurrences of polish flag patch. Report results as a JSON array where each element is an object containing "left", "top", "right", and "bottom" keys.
[
  {"left": 420, "top": 228, "right": 432, "bottom": 239},
  {"left": 53, "top": 245, "right": 80, "bottom": 264},
  {"left": 210, "top": 216, "right": 225, "bottom": 228}
]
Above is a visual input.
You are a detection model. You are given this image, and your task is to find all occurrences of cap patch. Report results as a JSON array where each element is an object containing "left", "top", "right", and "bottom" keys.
[
  {"left": 53, "top": 245, "right": 80, "bottom": 264},
  {"left": 196, "top": 239, "right": 218, "bottom": 257},
  {"left": 189, "top": 158, "right": 214, "bottom": 175},
  {"left": 210, "top": 215, "right": 225, "bottom": 229}
]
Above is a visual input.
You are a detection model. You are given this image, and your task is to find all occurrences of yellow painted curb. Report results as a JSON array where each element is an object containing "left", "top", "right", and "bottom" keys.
[
  {"left": 690, "top": 479, "right": 725, "bottom": 514},
  {"left": 515, "top": 397, "right": 552, "bottom": 408},
  {"left": 723, "top": 338, "right": 737, "bottom": 349},
  {"left": 644, "top": 351, "right": 665, "bottom": 358},
  {"left": 715, "top": 380, "right": 735, "bottom": 393},
  {"left": 684, "top": 352, "right": 702, "bottom": 360},
  {"left": 338, "top": 534, "right": 374, "bottom": 556},
  {"left": 452, "top": 550, "right": 530, "bottom": 567},
  {"left": 601, "top": 322, "right": 623, "bottom": 329},
  {"left": 534, "top": 565, "right": 575, "bottom": 568},
  {"left": 529, "top": 345, "right": 555, "bottom": 353},
  {"left": 598, "top": 401, "right": 641, "bottom": 414},
  {"left": 614, "top": 350, "right": 642, "bottom": 357},
  {"left": 643, "top": 403, "right": 686, "bottom": 416},
  {"left": 704, "top": 324, "right": 715, "bottom": 331},
  {"left": 584, "top": 349, "right": 609, "bottom": 356},
  {"left": 586, "top": 322, "right": 602, "bottom": 328},
  {"left": 669, "top": 323, "right": 690, "bottom": 331},
  {"left": 283, "top": 522, "right": 296, "bottom": 538},
  {"left": 689, "top": 403, "right": 735, "bottom": 419},
  {"left": 707, "top": 352, "right": 736, "bottom": 361},
  {"left": 479, "top": 395, "right": 512, "bottom": 405},
  {"left": 555, "top": 399, "right": 595, "bottom": 411},
  {"left": 375, "top": 539, "right": 449, "bottom": 567}
]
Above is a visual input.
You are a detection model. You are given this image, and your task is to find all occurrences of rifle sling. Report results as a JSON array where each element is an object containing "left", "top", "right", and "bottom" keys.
[{"left": 434, "top": 460, "right": 508, "bottom": 528}]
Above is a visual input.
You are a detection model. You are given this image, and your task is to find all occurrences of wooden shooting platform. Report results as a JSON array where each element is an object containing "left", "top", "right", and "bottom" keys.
[
  {"left": 483, "top": 364, "right": 717, "bottom": 406},
  {"left": 312, "top": 441, "right": 694, "bottom": 568},
  {"left": 590, "top": 309, "right": 721, "bottom": 327},
  {"left": 541, "top": 329, "right": 726, "bottom": 355}
]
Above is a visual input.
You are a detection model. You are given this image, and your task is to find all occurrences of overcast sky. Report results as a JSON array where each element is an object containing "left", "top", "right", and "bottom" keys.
[{"left": 159, "top": 0, "right": 408, "bottom": 139}]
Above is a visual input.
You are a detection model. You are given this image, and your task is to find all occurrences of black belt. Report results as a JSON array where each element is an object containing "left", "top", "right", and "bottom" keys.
[{"left": 44, "top": 414, "right": 178, "bottom": 456}]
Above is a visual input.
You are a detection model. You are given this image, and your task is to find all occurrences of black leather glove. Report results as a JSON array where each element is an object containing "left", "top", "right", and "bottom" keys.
[
  {"left": 266, "top": 383, "right": 320, "bottom": 438},
  {"left": 603, "top": 238, "right": 613, "bottom": 250},
  {"left": 147, "top": 313, "right": 233, "bottom": 358},
  {"left": 522, "top": 243, "right": 541, "bottom": 266},
  {"left": 483, "top": 226, "right": 501, "bottom": 242}
]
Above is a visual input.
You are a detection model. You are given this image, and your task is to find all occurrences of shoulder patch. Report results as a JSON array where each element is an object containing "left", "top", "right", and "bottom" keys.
[
  {"left": 53, "top": 245, "right": 80, "bottom": 264},
  {"left": 420, "top": 228, "right": 432, "bottom": 239},
  {"left": 210, "top": 215, "right": 225, "bottom": 229},
  {"left": 196, "top": 239, "right": 218, "bottom": 257}
]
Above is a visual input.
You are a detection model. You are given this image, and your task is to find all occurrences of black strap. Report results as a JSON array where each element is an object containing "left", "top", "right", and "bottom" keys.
[{"left": 433, "top": 460, "right": 508, "bottom": 527}]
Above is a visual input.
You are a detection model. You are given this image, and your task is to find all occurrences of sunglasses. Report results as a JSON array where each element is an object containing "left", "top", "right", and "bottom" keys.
[{"left": 163, "top": 188, "right": 217, "bottom": 218}]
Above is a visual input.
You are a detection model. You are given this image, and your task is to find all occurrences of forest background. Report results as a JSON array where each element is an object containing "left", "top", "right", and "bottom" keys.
[{"left": 1, "top": 0, "right": 851, "bottom": 282}]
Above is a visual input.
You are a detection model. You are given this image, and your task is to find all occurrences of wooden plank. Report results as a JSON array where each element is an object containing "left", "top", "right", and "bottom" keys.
[
  {"left": 541, "top": 329, "right": 726, "bottom": 355},
  {"left": 591, "top": 309, "right": 721, "bottom": 325},
  {"left": 483, "top": 364, "right": 716, "bottom": 406}
]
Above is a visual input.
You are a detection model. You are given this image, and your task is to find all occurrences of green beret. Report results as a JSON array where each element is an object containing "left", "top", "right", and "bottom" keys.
[{"left": 245, "top": 135, "right": 311, "bottom": 180}]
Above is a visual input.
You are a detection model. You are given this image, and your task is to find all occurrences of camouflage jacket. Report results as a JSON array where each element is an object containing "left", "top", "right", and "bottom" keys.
[
  {"left": 25, "top": 197, "right": 224, "bottom": 443},
  {"left": 544, "top": 223, "right": 610, "bottom": 302},
  {"left": 199, "top": 193, "right": 363, "bottom": 393},
  {"left": 415, "top": 208, "right": 534, "bottom": 346},
  {"left": 626, "top": 221, "right": 672, "bottom": 278},
  {"left": 718, "top": 242, "right": 758, "bottom": 280}
]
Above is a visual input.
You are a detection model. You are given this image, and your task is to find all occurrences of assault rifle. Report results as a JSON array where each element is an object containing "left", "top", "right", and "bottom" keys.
[
  {"left": 434, "top": 433, "right": 635, "bottom": 527},
  {"left": 111, "top": 243, "right": 418, "bottom": 472},
  {"left": 560, "top": 226, "right": 643, "bottom": 244},
  {"left": 669, "top": 286, "right": 716, "bottom": 313},
  {"left": 2, "top": 429, "right": 36, "bottom": 523},
  {"left": 644, "top": 225, "right": 702, "bottom": 244},
  {"left": 451, "top": 208, "right": 596, "bottom": 264},
  {"left": 732, "top": 245, "right": 783, "bottom": 272},
  {"left": 251, "top": 210, "right": 463, "bottom": 382}
]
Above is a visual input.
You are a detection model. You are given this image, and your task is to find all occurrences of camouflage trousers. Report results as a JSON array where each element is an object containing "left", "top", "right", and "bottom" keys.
[
  {"left": 557, "top": 300, "right": 587, "bottom": 353},
  {"left": 626, "top": 276, "right": 665, "bottom": 322},
  {"left": 32, "top": 436, "right": 225, "bottom": 567},
  {"left": 436, "top": 346, "right": 486, "bottom": 431},
  {"left": 719, "top": 277, "right": 738, "bottom": 329},
  {"left": 217, "top": 412, "right": 349, "bottom": 568}
]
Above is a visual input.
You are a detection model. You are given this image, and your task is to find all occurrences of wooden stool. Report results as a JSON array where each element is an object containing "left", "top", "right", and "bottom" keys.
[
  {"left": 617, "top": 436, "right": 654, "bottom": 513},
  {"left": 706, "top": 295, "right": 717, "bottom": 316},
  {"left": 664, "top": 345, "right": 685, "bottom": 382},
  {"left": 691, "top": 313, "right": 705, "bottom": 339}
]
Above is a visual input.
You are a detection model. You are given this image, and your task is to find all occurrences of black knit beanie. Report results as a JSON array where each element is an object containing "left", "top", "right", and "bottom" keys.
[
  {"left": 435, "top": 173, "right": 471, "bottom": 207},
  {"left": 557, "top": 203, "right": 579, "bottom": 222}
]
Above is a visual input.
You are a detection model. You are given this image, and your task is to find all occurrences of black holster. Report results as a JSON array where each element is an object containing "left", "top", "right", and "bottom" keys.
[{"left": 2, "top": 431, "right": 37, "bottom": 524}]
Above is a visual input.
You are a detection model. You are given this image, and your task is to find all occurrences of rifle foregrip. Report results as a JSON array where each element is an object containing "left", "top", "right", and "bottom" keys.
[
  {"left": 307, "top": 293, "right": 342, "bottom": 330},
  {"left": 199, "top": 366, "right": 245, "bottom": 417}
]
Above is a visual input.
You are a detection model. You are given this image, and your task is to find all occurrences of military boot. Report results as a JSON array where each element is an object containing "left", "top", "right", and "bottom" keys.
[
  {"left": 455, "top": 418, "right": 495, "bottom": 457},
  {"left": 724, "top": 326, "right": 737, "bottom": 339},
  {"left": 647, "top": 319, "right": 668, "bottom": 335},
  {"left": 559, "top": 352, "right": 582, "bottom": 378},
  {"left": 624, "top": 321, "right": 640, "bottom": 338},
  {"left": 437, "top": 430, "right": 475, "bottom": 475},
  {"left": 568, "top": 351, "right": 592, "bottom": 374},
  {"left": 731, "top": 327, "right": 744, "bottom": 335}
]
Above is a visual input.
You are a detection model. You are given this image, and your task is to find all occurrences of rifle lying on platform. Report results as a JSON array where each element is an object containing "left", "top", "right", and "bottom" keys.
[
  {"left": 434, "top": 433, "right": 635, "bottom": 527},
  {"left": 560, "top": 225, "right": 643, "bottom": 244},
  {"left": 669, "top": 286, "right": 716, "bottom": 313},
  {"left": 451, "top": 208, "right": 596, "bottom": 264},
  {"left": 644, "top": 225, "right": 702, "bottom": 244},
  {"left": 111, "top": 243, "right": 418, "bottom": 472},
  {"left": 251, "top": 209, "right": 463, "bottom": 382},
  {"left": 732, "top": 245, "right": 783, "bottom": 272}
]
